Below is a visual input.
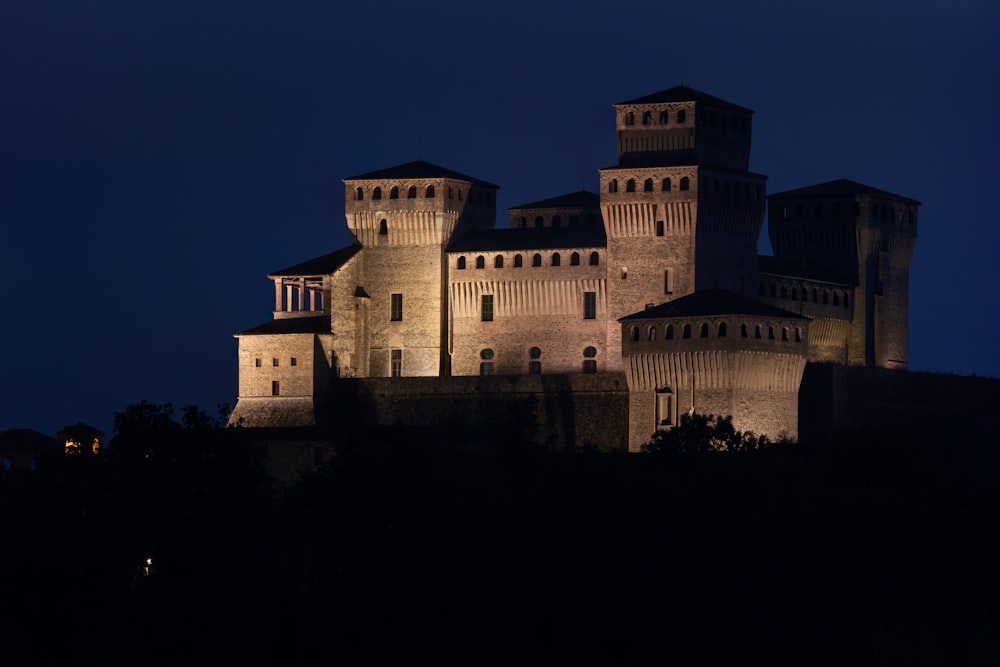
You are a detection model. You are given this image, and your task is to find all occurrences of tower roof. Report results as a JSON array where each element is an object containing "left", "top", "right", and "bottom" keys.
[
  {"left": 619, "top": 289, "right": 808, "bottom": 321},
  {"left": 268, "top": 245, "right": 362, "bottom": 278},
  {"left": 768, "top": 179, "right": 920, "bottom": 204},
  {"left": 615, "top": 85, "right": 752, "bottom": 113},
  {"left": 508, "top": 190, "right": 600, "bottom": 211},
  {"left": 344, "top": 160, "right": 499, "bottom": 188}
]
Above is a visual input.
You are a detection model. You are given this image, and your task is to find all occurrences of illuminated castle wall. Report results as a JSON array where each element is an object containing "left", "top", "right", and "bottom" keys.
[{"left": 229, "top": 86, "right": 918, "bottom": 451}]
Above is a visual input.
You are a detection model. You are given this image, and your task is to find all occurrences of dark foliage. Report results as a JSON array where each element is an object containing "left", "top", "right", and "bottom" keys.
[
  {"left": 2, "top": 408, "right": 999, "bottom": 665},
  {"left": 641, "top": 412, "right": 777, "bottom": 455}
]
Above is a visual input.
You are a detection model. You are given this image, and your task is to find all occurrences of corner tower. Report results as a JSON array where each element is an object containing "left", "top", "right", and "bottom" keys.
[
  {"left": 767, "top": 180, "right": 919, "bottom": 369},
  {"left": 601, "top": 86, "right": 767, "bottom": 369},
  {"left": 343, "top": 160, "right": 498, "bottom": 377}
]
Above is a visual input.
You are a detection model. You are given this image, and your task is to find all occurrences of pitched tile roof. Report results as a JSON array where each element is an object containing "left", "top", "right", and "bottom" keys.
[
  {"left": 768, "top": 179, "right": 920, "bottom": 204},
  {"left": 269, "top": 245, "right": 362, "bottom": 277},
  {"left": 620, "top": 289, "right": 808, "bottom": 321},
  {"left": 508, "top": 190, "right": 600, "bottom": 210},
  {"left": 343, "top": 160, "right": 499, "bottom": 188},
  {"left": 236, "top": 316, "right": 330, "bottom": 336},
  {"left": 616, "top": 85, "right": 752, "bottom": 113},
  {"left": 447, "top": 224, "right": 607, "bottom": 253}
]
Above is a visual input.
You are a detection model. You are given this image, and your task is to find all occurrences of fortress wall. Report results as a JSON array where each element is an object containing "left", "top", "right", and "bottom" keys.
[
  {"left": 327, "top": 373, "right": 630, "bottom": 452},
  {"left": 799, "top": 364, "right": 1000, "bottom": 444},
  {"left": 237, "top": 334, "right": 318, "bottom": 399}
]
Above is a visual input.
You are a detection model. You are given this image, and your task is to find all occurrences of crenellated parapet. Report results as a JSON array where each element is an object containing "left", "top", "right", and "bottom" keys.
[{"left": 620, "top": 289, "right": 809, "bottom": 448}]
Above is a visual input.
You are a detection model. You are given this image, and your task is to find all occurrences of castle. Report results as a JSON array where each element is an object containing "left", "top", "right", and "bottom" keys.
[{"left": 229, "top": 85, "right": 919, "bottom": 452}]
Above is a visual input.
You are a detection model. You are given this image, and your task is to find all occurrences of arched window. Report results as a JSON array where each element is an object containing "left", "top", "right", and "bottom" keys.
[
  {"left": 813, "top": 289, "right": 819, "bottom": 303},
  {"left": 822, "top": 290, "right": 829, "bottom": 305},
  {"left": 448, "top": 187, "right": 454, "bottom": 199},
  {"left": 741, "top": 323, "right": 748, "bottom": 338},
  {"left": 782, "top": 327, "right": 789, "bottom": 341},
  {"left": 718, "top": 322, "right": 727, "bottom": 337},
  {"left": 551, "top": 253, "right": 560, "bottom": 267},
  {"left": 679, "top": 177, "right": 689, "bottom": 191},
  {"left": 582, "top": 346, "right": 597, "bottom": 373},
  {"left": 356, "top": 187, "right": 364, "bottom": 201},
  {"left": 665, "top": 324, "right": 674, "bottom": 340},
  {"left": 552, "top": 215, "right": 562, "bottom": 227},
  {"left": 532, "top": 253, "right": 542, "bottom": 267},
  {"left": 589, "top": 252, "right": 599, "bottom": 266},
  {"left": 642, "top": 110, "right": 651, "bottom": 125},
  {"left": 781, "top": 286, "right": 788, "bottom": 299},
  {"left": 406, "top": 186, "right": 416, "bottom": 199},
  {"left": 626, "top": 111, "right": 635, "bottom": 126},
  {"left": 626, "top": 179, "right": 636, "bottom": 192},
  {"left": 373, "top": 186, "right": 382, "bottom": 200},
  {"left": 768, "top": 327, "right": 775, "bottom": 340},
  {"left": 659, "top": 110, "right": 668, "bottom": 124},
  {"left": 677, "top": 109, "right": 686, "bottom": 124},
  {"left": 700, "top": 323, "right": 709, "bottom": 338},
  {"left": 458, "top": 189, "right": 463, "bottom": 200},
  {"left": 389, "top": 186, "right": 399, "bottom": 199},
  {"left": 791, "top": 288, "right": 798, "bottom": 300},
  {"left": 378, "top": 219, "right": 388, "bottom": 235},
  {"left": 475, "top": 255, "right": 485, "bottom": 269},
  {"left": 682, "top": 324, "right": 691, "bottom": 339},
  {"left": 570, "top": 252, "right": 580, "bottom": 266},
  {"left": 754, "top": 325, "right": 762, "bottom": 339},
  {"left": 534, "top": 216, "right": 543, "bottom": 228},
  {"left": 457, "top": 256, "right": 466, "bottom": 270},
  {"left": 833, "top": 292, "right": 839, "bottom": 306},
  {"left": 609, "top": 179, "right": 619, "bottom": 193},
  {"left": 648, "top": 326, "right": 656, "bottom": 341},
  {"left": 769, "top": 284, "right": 777, "bottom": 298},
  {"left": 494, "top": 255, "right": 504, "bottom": 269},
  {"left": 480, "top": 349, "right": 495, "bottom": 376},
  {"left": 425, "top": 185, "right": 435, "bottom": 198},
  {"left": 662, "top": 178, "right": 671, "bottom": 192},
  {"left": 519, "top": 216, "right": 527, "bottom": 227},
  {"left": 513, "top": 254, "right": 523, "bottom": 268},
  {"left": 795, "top": 328, "right": 802, "bottom": 342},
  {"left": 643, "top": 178, "right": 653, "bottom": 192},
  {"left": 630, "top": 326, "right": 640, "bottom": 342},
  {"left": 528, "top": 346, "right": 542, "bottom": 374}
]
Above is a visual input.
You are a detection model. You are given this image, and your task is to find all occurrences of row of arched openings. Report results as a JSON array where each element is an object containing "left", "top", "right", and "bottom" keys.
[
  {"left": 624, "top": 109, "right": 688, "bottom": 126},
  {"left": 479, "top": 346, "right": 598, "bottom": 375},
  {"left": 457, "top": 251, "right": 600, "bottom": 269},
  {"left": 760, "top": 281, "right": 850, "bottom": 308},
  {"left": 629, "top": 322, "right": 803, "bottom": 343},
  {"left": 609, "top": 177, "right": 689, "bottom": 194},
  {"left": 355, "top": 185, "right": 493, "bottom": 204}
]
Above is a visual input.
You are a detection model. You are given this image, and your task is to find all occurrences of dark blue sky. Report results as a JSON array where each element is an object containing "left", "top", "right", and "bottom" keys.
[{"left": 3, "top": 0, "right": 998, "bottom": 437}]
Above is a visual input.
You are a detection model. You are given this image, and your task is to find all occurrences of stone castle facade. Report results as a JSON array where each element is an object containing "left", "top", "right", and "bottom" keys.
[{"left": 229, "top": 86, "right": 919, "bottom": 451}]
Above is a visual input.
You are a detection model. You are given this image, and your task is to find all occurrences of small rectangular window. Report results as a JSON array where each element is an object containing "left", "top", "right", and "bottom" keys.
[
  {"left": 290, "top": 357, "right": 297, "bottom": 367},
  {"left": 481, "top": 295, "right": 494, "bottom": 322},
  {"left": 255, "top": 358, "right": 261, "bottom": 367},
  {"left": 390, "top": 349, "right": 402, "bottom": 378},
  {"left": 390, "top": 293, "right": 403, "bottom": 321},
  {"left": 271, "top": 380, "right": 279, "bottom": 396},
  {"left": 583, "top": 292, "right": 596, "bottom": 320},
  {"left": 664, "top": 269, "right": 673, "bottom": 294},
  {"left": 272, "top": 358, "right": 279, "bottom": 367},
  {"left": 655, "top": 220, "right": 664, "bottom": 236}
]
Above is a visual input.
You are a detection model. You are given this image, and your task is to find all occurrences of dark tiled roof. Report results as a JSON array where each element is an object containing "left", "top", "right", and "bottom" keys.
[
  {"left": 447, "top": 225, "right": 607, "bottom": 253},
  {"left": 0, "top": 428, "right": 57, "bottom": 453},
  {"left": 344, "top": 160, "right": 499, "bottom": 188},
  {"left": 508, "top": 190, "right": 600, "bottom": 210},
  {"left": 269, "top": 245, "right": 361, "bottom": 277},
  {"left": 758, "top": 255, "right": 855, "bottom": 286},
  {"left": 237, "top": 316, "right": 330, "bottom": 336},
  {"left": 620, "top": 289, "right": 808, "bottom": 321},
  {"left": 768, "top": 179, "right": 920, "bottom": 204},
  {"left": 616, "top": 85, "right": 752, "bottom": 113}
]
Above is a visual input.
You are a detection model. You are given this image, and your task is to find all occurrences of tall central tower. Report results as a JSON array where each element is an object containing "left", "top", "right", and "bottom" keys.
[{"left": 601, "top": 86, "right": 767, "bottom": 369}]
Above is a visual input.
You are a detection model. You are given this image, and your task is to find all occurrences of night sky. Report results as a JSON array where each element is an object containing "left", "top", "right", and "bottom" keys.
[{"left": 3, "top": 0, "right": 998, "bottom": 437}]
